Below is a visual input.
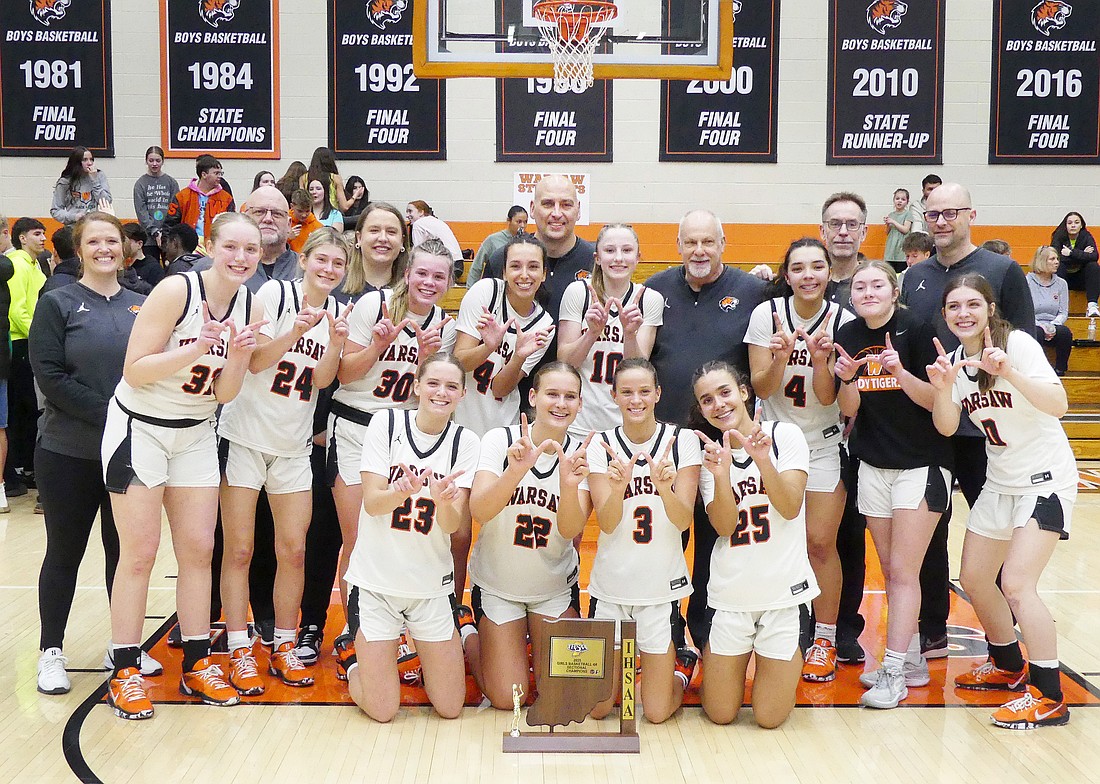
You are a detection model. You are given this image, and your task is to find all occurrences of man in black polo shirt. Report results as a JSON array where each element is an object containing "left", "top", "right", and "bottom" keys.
[
  {"left": 901, "top": 182, "right": 1035, "bottom": 656},
  {"left": 485, "top": 174, "right": 594, "bottom": 318},
  {"left": 646, "top": 209, "right": 769, "bottom": 649}
]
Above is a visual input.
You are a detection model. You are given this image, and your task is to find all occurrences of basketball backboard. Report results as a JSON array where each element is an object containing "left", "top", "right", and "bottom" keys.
[{"left": 413, "top": 0, "right": 734, "bottom": 80}]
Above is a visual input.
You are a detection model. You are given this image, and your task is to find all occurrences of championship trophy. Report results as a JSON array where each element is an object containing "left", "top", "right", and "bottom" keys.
[{"left": 502, "top": 618, "right": 639, "bottom": 753}]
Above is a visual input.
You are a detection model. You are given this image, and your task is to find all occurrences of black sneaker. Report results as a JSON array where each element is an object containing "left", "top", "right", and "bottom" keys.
[
  {"left": 167, "top": 623, "right": 182, "bottom": 648},
  {"left": 294, "top": 624, "right": 323, "bottom": 665},
  {"left": 835, "top": 636, "right": 866, "bottom": 664},
  {"left": 674, "top": 646, "right": 699, "bottom": 690},
  {"left": 254, "top": 619, "right": 275, "bottom": 649},
  {"left": 920, "top": 633, "right": 949, "bottom": 659},
  {"left": 5, "top": 480, "right": 28, "bottom": 498},
  {"left": 15, "top": 469, "right": 36, "bottom": 489}
]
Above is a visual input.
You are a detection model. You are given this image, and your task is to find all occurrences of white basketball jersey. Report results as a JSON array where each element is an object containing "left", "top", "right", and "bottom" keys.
[
  {"left": 333, "top": 289, "right": 457, "bottom": 414},
  {"left": 950, "top": 330, "right": 1077, "bottom": 494},
  {"left": 744, "top": 297, "right": 853, "bottom": 449},
  {"left": 586, "top": 423, "right": 701, "bottom": 605},
  {"left": 700, "top": 420, "right": 820, "bottom": 612},
  {"left": 219, "top": 280, "right": 342, "bottom": 457},
  {"left": 114, "top": 271, "right": 252, "bottom": 420},
  {"left": 344, "top": 409, "right": 479, "bottom": 599},
  {"left": 468, "top": 425, "right": 585, "bottom": 601},
  {"left": 454, "top": 278, "right": 554, "bottom": 437},
  {"left": 558, "top": 280, "right": 665, "bottom": 437}
]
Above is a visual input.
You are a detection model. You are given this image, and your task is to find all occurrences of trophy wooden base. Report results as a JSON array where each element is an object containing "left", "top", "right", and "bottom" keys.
[{"left": 502, "top": 732, "right": 640, "bottom": 754}]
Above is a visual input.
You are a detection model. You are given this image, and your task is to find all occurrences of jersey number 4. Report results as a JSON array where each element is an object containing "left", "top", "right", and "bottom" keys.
[
  {"left": 784, "top": 375, "right": 807, "bottom": 408},
  {"left": 271, "top": 361, "right": 314, "bottom": 401},
  {"left": 391, "top": 497, "right": 436, "bottom": 535},
  {"left": 730, "top": 505, "right": 770, "bottom": 547},
  {"left": 513, "top": 514, "right": 551, "bottom": 549}
]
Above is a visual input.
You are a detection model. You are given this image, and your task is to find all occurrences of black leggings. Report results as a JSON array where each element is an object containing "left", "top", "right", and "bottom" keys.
[
  {"left": 299, "top": 444, "right": 342, "bottom": 628},
  {"left": 1058, "top": 262, "right": 1100, "bottom": 303},
  {"left": 37, "top": 445, "right": 119, "bottom": 651}
]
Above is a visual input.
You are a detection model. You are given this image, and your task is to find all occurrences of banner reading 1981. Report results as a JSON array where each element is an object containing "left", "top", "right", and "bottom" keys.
[
  {"left": 162, "top": 0, "right": 279, "bottom": 158},
  {"left": 827, "top": 0, "right": 944, "bottom": 165},
  {"left": 660, "top": 0, "right": 780, "bottom": 162},
  {"left": 990, "top": 0, "right": 1099, "bottom": 164},
  {"left": 330, "top": 0, "right": 445, "bottom": 159},
  {"left": 0, "top": 0, "right": 113, "bottom": 156}
]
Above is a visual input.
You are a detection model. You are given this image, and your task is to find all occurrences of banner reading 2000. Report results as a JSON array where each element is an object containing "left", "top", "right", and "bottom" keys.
[
  {"left": 827, "top": 0, "right": 944, "bottom": 165},
  {"left": 161, "top": 0, "right": 279, "bottom": 158}
]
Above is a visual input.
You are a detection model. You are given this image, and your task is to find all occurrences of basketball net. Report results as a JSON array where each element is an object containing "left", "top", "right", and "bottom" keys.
[{"left": 533, "top": 2, "right": 617, "bottom": 93}]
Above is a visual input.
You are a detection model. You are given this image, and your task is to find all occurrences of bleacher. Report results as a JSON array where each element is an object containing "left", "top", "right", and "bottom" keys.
[{"left": 444, "top": 260, "right": 1100, "bottom": 460}]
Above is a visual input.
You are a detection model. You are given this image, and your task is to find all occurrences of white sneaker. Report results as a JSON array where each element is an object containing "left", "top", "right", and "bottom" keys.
[
  {"left": 38, "top": 648, "right": 71, "bottom": 695},
  {"left": 859, "top": 656, "right": 930, "bottom": 689},
  {"left": 103, "top": 648, "right": 164, "bottom": 677},
  {"left": 860, "top": 665, "right": 908, "bottom": 709},
  {"left": 1087, "top": 302, "right": 1100, "bottom": 318}
]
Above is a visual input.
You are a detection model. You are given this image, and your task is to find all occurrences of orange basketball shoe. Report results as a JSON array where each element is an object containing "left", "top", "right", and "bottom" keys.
[
  {"left": 991, "top": 686, "right": 1069, "bottom": 729},
  {"left": 954, "top": 659, "right": 1028, "bottom": 691},
  {"left": 270, "top": 642, "right": 315, "bottom": 687},
  {"left": 802, "top": 638, "right": 838, "bottom": 682},
  {"left": 180, "top": 657, "right": 241, "bottom": 706},
  {"left": 229, "top": 647, "right": 265, "bottom": 696},
  {"left": 108, "top": 667, "right": 154, "bottom": 720}
]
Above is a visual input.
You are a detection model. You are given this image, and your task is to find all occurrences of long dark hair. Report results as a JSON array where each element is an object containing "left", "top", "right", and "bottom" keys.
[
  {"left": 60, "top": 146, "right": 91, "bottom": 182},
  {"left": 1051, "top": 211, "right": 1088, "bottom": 248},
  {"left": 309, "top": 179, "right": 333, "bottom": 221},
  {"left": 503, "top": 232, "right": 549, "bottom": 308},
  {"left": 275, "top": 161, "right": 307, "bottom": 201},
  {"left": 688, "top": 360, "right": 752, "bottom": 440},
  {"left": 773, "top": 237, "right": 830, "bottom": 298},
  {"left": 344, "top": 175, "right": 368, "bottom": 208},
  {"left": 943, "top": 273, "right": 1012, "bottom": 394},
  {"left": 306, "top": 147, "right": 340, "bottom": 209}
]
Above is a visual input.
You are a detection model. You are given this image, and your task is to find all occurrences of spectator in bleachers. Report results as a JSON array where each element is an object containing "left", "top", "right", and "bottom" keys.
[
  {"left": 981, "top": 239, "right": 1012, "bottom": 257},
  {"left": 253, "top": 171, "right": 276, "bottom": 190},
  {"left": 42, "top": 227, "right": 78, "bottom": 294},
  {"left": 898, "top": 231, "right": 934, "bottom": 288},
  {"left": 467, "top": 205, "right": 528, "bottom": 287},
  {"left": 1050, "top": 211, "right": 1099, "bottom": 318},
  {"left": 289, "top": 188, "right": 323, "bottom": 254},
  {"left": 122, "top": 223, "right": 163, "bottom": 289},
  {"left": 164, "top": 154, "right": 235, "bottom": 247},
  {"left": 1028, "top": 245, "right": 1073, "bottom": 377},
  {"left": 162, "top": 223, "right": 203, "bottom": 277},
  {"left": 883, "top": 188, "right": 919, "bottom": 271},
  {"left": 342, "top": 176, "right": 369, "bottom": 226},
  {"left": 132, "top": 146, "right": 178, "bottom": 264},
  {"left": 51, "top": 146, "right": 112, "bottom": 225},
  {"left": 309, "top": 179, "right": 344, "bottom": 231},
  {"left": 406, "top": 200, "right": 465, "bottom": 280}
]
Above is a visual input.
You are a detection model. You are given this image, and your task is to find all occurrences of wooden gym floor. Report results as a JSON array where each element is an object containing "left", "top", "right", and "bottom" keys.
[{"left": 4, "top": 478, "right": 1100, "bottom": 783}]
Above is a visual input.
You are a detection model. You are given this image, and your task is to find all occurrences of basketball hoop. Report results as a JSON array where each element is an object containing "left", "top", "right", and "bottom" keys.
[{"left": 532, "top": 1, "right": 618, "bottom": 93}]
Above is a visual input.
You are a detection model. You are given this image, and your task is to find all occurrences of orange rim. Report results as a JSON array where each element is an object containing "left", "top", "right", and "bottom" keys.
[{"left": 532, "top": 0, "right": 618, "bottom": 42}]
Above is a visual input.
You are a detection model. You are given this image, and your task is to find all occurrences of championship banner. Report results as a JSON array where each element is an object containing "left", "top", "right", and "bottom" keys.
[
  {"left": 330, "top": 0, "right": 445, "bottom": 159},
  {"left": 826, "top": 0, "right": 944, "bottom": 165},
  {"left": 989, "top": 1, "right": 1099, "bottom": 164},
  {"left": 161, "top": 0, "right": 279, "bottom": 158},
  {"left": 0, "top": 0, "right": 113, "bottom": 156},
  {"left": 659, "top": 0, "right": 780, "bottom": 162}
]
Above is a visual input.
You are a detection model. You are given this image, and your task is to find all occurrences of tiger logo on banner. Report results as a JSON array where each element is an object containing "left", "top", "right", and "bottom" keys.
[
  {"left": 368, "top": 0, "right": 409, "bottom": 30},
  {"left": 30, "top": 0, "right": 71, "bottom": 26},
  {"left": 1031, "top": 1, "right": 1072, "bottom": 37},
  {"left": 732, "top": 0, "right": 742, "bottom": 22},
  {"left": 865, "top": 0, "right": 907, "bottom": 35},
  {"left": 199, "top": 0, "right": 241, "bottom": 28}
]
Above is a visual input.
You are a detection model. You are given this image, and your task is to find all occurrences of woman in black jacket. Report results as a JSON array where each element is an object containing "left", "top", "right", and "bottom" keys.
[{"left": 1051, "top": 211, "right": 1099, "bottom": 317}]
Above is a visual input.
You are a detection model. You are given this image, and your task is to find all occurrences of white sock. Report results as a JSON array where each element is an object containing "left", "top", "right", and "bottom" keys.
[
  {"left": 814, "top": 623, "right": 837, "bottom": 645},
  {"left": 459, "top": 623, "right": 478, "bottom": 645},
  {"left": 905, "top": 633, "right": 922, "bottom": 663},
  {"left": 226, "top": 630, "right": 250, "bottom": 653},
  {"left": 883, "top": 648, "right": 906, "bottom": 672},
  {"left": 0, "top": 483, "right": 8, "bottom": 505},
  {"left": 274, "top": 627, "right": 295, "bottom": 647}
]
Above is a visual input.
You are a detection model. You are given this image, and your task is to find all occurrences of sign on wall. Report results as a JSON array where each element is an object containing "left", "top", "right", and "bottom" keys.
[
  {"left": 0, "top": 0, "right": 113, "bottom": 156},
  {"left": 660, "top": 0, "right": 780, "bottom": 162},
  {"left": 330, "top": 0, "right": 445, "bottom": 159},
  {"left": 161, "top": 0, "right": 279, "bottom": 158},
  {"left": 826, "top": 0, "right": 945, "bottom": 165},
  {"left": 989, "top": 0, "right": 1099, "bottom": 164}
]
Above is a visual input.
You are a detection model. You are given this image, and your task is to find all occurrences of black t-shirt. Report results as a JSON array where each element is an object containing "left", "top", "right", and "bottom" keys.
[
  {"left": 645, "top": 265, "right": 769, "bottom": 426},
  {"left": 485, "top": 236, "right": 595, "bottom": 319},
  {"left": 834, "top": 307, "right": 952, "bottom": 470}
]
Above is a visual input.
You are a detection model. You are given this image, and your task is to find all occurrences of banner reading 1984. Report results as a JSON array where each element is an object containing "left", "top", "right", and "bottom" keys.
[
  {"left": 827, "top": 0, "right": 944, "bottom": 165},
  {"left": 660, "top": 0, "right": 780, "bottom": 162},
  {"left": 330, "top": 0, "right": 445, "bottom": 159},
  {"left": 162, "top": 0, "right": 279, "bottom": 158},
  {"left": 0, "top": 0, "right": 113, "bottom": 156},
  {"left": 990, "top": 0, "right": 1099, "bottom": 164}
]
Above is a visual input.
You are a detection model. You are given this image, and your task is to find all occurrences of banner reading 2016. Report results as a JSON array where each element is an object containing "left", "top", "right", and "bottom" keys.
[
  {"left": 827, "top": 0, "right": 944, "bottom": 165},
  {"left": 660, "top": 0, "right": 780, "bottom": 162},
  {"left": 330, "top": 0, "right": 445, "bottom": 159},
  {"left": 990, "top": 1, "right": 1099, "bottom": 164},
  {"left": 0, "top": 0, "right": 113, "bottom": 156},
  {"left": 162, "top": 0, "right": 279, "bottom": 158}
]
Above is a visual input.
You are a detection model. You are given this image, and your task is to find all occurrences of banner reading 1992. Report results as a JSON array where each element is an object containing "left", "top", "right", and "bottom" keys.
[
  {"left": 162, "top": 0, "right": 279, "bottom": 158},
  {"left": 0, "top": 0, "right": 113, "bottom": 156},
  {"left": 660, "top": 0, "right": 780, "bottom": 162},
  {"left": 989, "top": 0, "right": 1099, "bottom": 164},
  {"left": 827, "top": 0, "right": 944, "bottom": 165},
  {"left": 330, "top": 0, "right": 445, "bottom": 159}
]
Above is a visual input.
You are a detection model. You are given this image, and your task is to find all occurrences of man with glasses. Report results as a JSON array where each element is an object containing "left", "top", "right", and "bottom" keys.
[
  {"left": 194, "top": 185, "right": 297, "bottom": 293},
  {"left": 900, "top": 181, "right": 1034, "bottom": 659},
  {"left": 164, "top": 154, "right": 235, "bottom": 247}
]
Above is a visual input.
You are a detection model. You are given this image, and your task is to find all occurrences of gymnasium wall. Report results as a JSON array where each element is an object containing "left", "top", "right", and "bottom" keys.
[{"left": 0, "top": 0, "right": 1086, "bottom": 261}]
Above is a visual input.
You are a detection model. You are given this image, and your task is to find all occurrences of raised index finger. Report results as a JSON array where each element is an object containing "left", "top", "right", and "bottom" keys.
[
  {"left": 983, "top": 326, "right": 993, "bottom": 348},
  {"left": 660, "top": 436, "right": 675, "bottom": 463},
  {"left": 520, "top": 412, "right": 530, "bottom": 440},
  {"left": 692, "top": 429, "right": 717, "bottom": 448},
  {"left": 932, "top": 336, "right": 948, "bottom": 359},
  {"left": 885, "top": 332, "right": 893, "bottom": 351},
  {"left": 631, "top": 284, "right": 645, "bottom": 306}
]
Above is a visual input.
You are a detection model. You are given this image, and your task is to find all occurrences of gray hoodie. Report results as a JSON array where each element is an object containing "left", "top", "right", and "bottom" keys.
[{"left": 51, "top": 170, "right": 112, "bottom": 224}]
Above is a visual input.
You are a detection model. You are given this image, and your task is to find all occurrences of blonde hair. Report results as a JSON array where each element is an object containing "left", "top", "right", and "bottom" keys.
[
  {"left": 1031, "top": 245, "right": 1057, "bottom": 275},
  {"left": 208, "top": 211, "right": 261, "bottom": 246},
  {"left": 389, "top": 238, "right": 453, "bottom": 323},
  {"left": 299, "top": 226, "right": 351, "bottom": 263},
  {"left": 592, "top": 223, "right": 640, "bottom": 302}
]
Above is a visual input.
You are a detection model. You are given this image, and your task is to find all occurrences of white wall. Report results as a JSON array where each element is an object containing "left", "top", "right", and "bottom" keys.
[{"left": 0, "top": 0, "right": 1091, "bottom": 229}]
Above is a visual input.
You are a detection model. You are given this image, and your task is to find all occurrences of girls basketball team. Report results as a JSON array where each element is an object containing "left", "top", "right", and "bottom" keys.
[{"left": 38, "top": 209, "right": 1074, "bottom": 732}]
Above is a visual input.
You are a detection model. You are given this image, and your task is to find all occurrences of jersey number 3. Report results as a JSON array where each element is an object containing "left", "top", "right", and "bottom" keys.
[{"left": 391, "top": 497, "right": 436, "bottom": 534}]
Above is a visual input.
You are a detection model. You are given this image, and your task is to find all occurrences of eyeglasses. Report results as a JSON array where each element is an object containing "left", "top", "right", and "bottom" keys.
[
  {"left": 924, "top": 208, "right": 971, "bottom": 223},
  {"left": 247, "top": 207, "right": 289, "bottom": 221},
  {"left": 823, "top": 219, "right": 864, "bottom": 233}
]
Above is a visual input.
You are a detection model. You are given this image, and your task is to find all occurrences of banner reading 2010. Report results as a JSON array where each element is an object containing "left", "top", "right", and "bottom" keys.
[
  {"left": 990, "top": 0, "right": 1100, "bottom": 164},
  {"left": 161, "top": 0, "right": 279, "bottom": 158},
  {"left": 826, "top": 0, "right": 944, "bottom": 165}
]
